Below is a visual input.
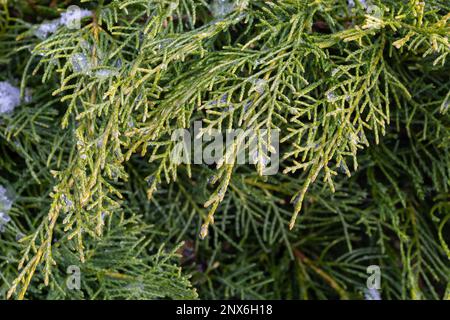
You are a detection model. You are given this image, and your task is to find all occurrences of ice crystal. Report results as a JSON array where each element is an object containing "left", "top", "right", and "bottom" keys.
[
  {"left": 326, "top": 91, "right": 338, "bottom": 102},
  {"left": 60, "top": 8, "right": 92, "bottom": 29},
  {"left": 94, "top": 69, "right": 118, "bottom": 79},
  {"left": 253, "top": 78, "right": 267, "bottom": 94},
  {"left": 71, "top": 53, "right": 91, "bottom": 73},
  {"left": 34, "top": 8, "right": 92, "bottom": 39}
]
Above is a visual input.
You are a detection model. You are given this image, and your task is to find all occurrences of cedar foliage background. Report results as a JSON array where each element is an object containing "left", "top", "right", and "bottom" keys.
[{"left": 0, "top": 0, "right": 449, "bottom": 300}]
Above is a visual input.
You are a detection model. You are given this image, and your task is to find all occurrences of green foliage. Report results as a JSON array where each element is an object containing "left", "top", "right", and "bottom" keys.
[{"left": 0, "top": 0, "right": 449, "bottom": 300}]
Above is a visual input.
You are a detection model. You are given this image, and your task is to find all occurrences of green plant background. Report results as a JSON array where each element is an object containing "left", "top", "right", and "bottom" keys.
[{"left": 0, "top": 0, "right": 449, "bottom": 300}]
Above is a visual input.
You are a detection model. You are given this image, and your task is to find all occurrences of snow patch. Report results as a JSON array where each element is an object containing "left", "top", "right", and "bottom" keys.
[
  {"left": 34, "top": 8, "right": 92, "bottom": 39},
  {"left": 0, "top": 81, "right": 21, "bottom": 114},
  {"left": 0, "top": 185, "right": 13, "bottom": 233},
  {"left": 60, "top": 8, "right": 92, "bottom": 28}
]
